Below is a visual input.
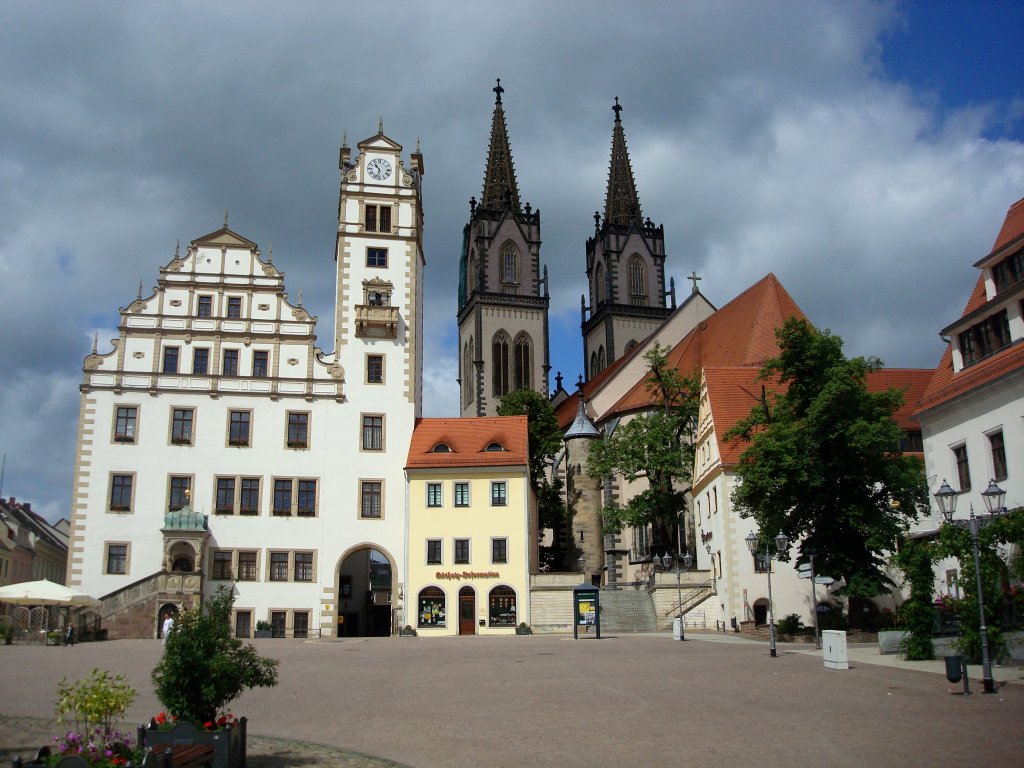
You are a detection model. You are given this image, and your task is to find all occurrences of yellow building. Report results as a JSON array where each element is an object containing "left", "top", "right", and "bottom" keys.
[{"left": 405, "top": 416, "right": 537, "bottom": 636}]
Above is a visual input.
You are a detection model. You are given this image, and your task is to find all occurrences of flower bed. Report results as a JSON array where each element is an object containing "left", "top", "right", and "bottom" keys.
[{"left": 140, "top": 718, "right": 246, "bottom": 768}]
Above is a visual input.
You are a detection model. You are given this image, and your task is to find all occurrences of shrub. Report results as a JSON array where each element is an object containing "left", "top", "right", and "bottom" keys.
[
  {"left": 776, "top": 613, "right": 804, "bottom": 635},
  {"left": 55, "top": 668, "right": 137, "bottom": 739},
  {"left": 255, "top": 619, "right": 272, "bottom": 632},
  {"left": 152, "top": 586, "right": 278, "bottom": 724},
  {"left": 817, "top": 602, "right": 849, "bottom": 632}
]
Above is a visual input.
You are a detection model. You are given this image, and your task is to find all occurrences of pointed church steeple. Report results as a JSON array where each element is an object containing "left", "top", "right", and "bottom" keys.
[
  {"left": 604, "top": 97, "right": 642, "bottom": 227},
  {"left": 480, "top": 79, "right": 521, "bottom": 213}
]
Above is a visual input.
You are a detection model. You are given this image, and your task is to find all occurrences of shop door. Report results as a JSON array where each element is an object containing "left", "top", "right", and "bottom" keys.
[{"left": 458, "top": 587, "right": 476, "bottom": 635}]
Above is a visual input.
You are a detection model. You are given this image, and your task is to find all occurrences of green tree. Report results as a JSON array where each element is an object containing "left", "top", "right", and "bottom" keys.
[
  {"left": 498, "top": 388, "right": 566, "bottom": 542},
  {"left": 727, "top": 318, "right": 928, "bottom": 598},
  {"left": 586, "top": 344, "right": 700, "bottom": 553},
  {"left": 893, "top": 538, "right": 937, "bottom": 660},
  {"left": 152, "top": 586, "right": 278, "bottom": 724}
]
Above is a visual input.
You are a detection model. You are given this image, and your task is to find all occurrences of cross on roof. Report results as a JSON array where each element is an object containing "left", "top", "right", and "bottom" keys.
[
  {"left": 494, "top": 78, "right": 503, "bottom": 104},
  {"left": 612, "top": 96, "right": 622, "bottom": 121},
  {"left": 688, "top": 270, "right": 702, "bottom": 293}
]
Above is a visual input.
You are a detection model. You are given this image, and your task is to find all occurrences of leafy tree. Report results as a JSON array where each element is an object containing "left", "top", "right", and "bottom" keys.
[
  {"left": 727, "top": 318, "right": 928, "bottom": 598},
  {"left": 497, "top": 388, "right": 566, "bottom": 549},
  {"left": 893, "top": 538, "right": 937, "bottom": 660},
  {"left": 586, "top": 344, "right": 700, "bottom": 553},
  {"left": 152, "top": 586, "right": 278, "bottom": 724}
]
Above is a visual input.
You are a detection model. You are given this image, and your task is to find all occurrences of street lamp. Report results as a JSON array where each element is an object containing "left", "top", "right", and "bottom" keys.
[
  {"left": 745, "top": 529, "right": 790, "bottom": 657},
  {"left": 934, "top": 478, "right": 1005, "bottom": 695},
  {"left": 655, "top": 551, "right": 693, "bottom": 640}
]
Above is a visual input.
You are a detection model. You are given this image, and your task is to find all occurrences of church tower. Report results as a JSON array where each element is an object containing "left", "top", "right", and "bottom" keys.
[
  {"left": 581, "top": 99, "right": 673, "bottom": 380},
  {"left": 458, "top": 80, "right": 550, "bottom": 416},
  {"left": 334, "top": 123, "right": 425, "bottom": 415}
]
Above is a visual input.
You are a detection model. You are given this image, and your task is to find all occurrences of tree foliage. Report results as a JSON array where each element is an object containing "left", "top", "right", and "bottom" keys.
[
  {"left": 152, "top": 586, "right": 279, "bottom": 724},
  {"left": 586, "top": 344, "right": 699, "bottom": 552},
  {"left": 893, "top": 538, "right": 936, "bottom": 660},
  {"left": 727, "top": 318, "right": 928, "bottom": 597}
]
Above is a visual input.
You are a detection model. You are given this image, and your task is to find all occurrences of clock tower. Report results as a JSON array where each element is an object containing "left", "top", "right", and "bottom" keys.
[
  {"left": 457, "top": 81, "right": 550, "bottom": 416},
  {"left": 581, "top": 99, "right": 673, "bottom": 380},
  {"left": 334, "top": 122, "right": 425, "bottom": 414}
]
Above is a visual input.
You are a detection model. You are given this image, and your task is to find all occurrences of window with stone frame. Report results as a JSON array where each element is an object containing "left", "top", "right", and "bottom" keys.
[
  {"left": 222, "top": 349, "right": 239, "bottom": 377},
  {"left": 273, "top": 479, "right": 293, "bottom": 516},
  {"left": 628, "top": 255, "right": 648, "bottom": 305},
  {"left": 367, "top": 354, "right": 384, "bottom": 384},
  {"left": 162, "top": 347, "right": 179, "bottom": 374},
  {"left": 367, "top": 247, "right": 388, "bottom": 268},
  {"left": 360, "top": 481, "right": 383, "bottom": 518},
  {"left": 297, "top": 480, "right": 317, "bottom": 517},
  {"left": 109, "top": 475, "right": 133, "bottom": 512},
  {"left": 252, "top": 350, "right": 269, "bottom": 378},
  {"left": 362, "top": 415, "right": 384, "bottom": 451},
  {"left": 229, "top": 410, "right": 251, "bottom": 446},
  {"left": 270, "top": 610, "right": 286, "bottom": 638},
  {"left": 197, "top": 295, "right": 213, "bottom": 317},
  {"left": 171, "top": 408, "right": 194, "bottom": 445},
  {"left": 954, "top": 444, "right": 971, "bottom": 492},
  {"left": 239, "top": 478, "right": 260, "bottom": 515},
  {"left": 168, "top": 476, "right": 191, "bottom": 511},
  {"left": 226, "top": 296, "right": 242, "bottom": 319},
  {"left": 287, "top": 412, "right": 309, "bottom": 449},
  {"left": 269, "top": 552, "right": 289, "bottom": 581},
  {"left": 364, "top": 205, "right": 392, "bottom": 233},
  {"left": 192, "top": 347, "right": 210, "bottom": 375},
  {"left": 293, "top": 610, "right": 310, "bottom": 639},
  {"left": 989, "top": 431, "right": 1008, "bottom": 482},
  {"left": 491, "top": 481, "right": 507, "bottom": 507},
  {"left": 491, "top": 537, "right": 508, "bottom": 564},
  {"left": 215, "top": 477, "right": 236, "bottom": 514},
  {"left": 426, "top": 539, "right": 442, "bottom": 565},
  {"left": 114, "top": 406, "right": 137, "bottom": 443},
  {"left": 237, "top": 551, "right": 258, "bottom": 581},
  {"left": 454, "top": 482, "right": 470, "bottom": 507},
  {"left": 500, "top": 241, "right": 519, "bottom": 286},
  {"left": 105, "top": 544, "right": 128, "bottom": 574},
  {"left": 426, "top": 482, "right": 442, "bottom": 508},
  {"left": 212, "top": 551, "right": 233, "bottom": 580},
  {"left": 454, "top": 538, "right": 470, "bottom": 564},
  {"left": 513, "top": 333, "right": 531, "bottom": 391},
  {"left": 294, "top": 552, "right": 314, "bottom": 582}
]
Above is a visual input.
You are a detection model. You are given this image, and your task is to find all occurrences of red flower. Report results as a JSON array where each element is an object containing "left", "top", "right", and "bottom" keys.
[{"left": 203, "top": 721, "right": 214, "bottom": 730}]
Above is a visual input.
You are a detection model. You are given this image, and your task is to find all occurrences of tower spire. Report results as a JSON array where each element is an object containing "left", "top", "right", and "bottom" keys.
[
  {"left": 604, "top": 97, "right": 642, "bottom": 227},
  {"left": 480, "top": 78, "right": 521, "bottom": 213}
]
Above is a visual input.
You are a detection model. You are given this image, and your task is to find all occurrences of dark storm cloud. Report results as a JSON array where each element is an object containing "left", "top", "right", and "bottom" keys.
[{"left": 0, "top": 1, "right": 1021, "bottom": 519}]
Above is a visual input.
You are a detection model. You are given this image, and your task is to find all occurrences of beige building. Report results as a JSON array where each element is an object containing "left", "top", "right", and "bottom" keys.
[{"left": 405, "top": 416, "right": 537, "bottom": 635}]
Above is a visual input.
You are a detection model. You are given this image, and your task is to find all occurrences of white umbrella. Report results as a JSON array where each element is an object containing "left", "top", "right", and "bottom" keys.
[{"left": 0, "top": 579, "right": 102, "bottom": 607}]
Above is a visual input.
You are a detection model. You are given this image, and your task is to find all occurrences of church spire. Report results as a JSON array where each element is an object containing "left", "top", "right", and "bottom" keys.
[
  {"left": 603, "top": 97, "right": 643, "bottom": 227},
  {"left": 480, "top": 78, "right": 521, "bottom": 213}
]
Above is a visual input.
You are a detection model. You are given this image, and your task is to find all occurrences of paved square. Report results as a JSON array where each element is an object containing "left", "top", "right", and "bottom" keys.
[{"left": 1, "top": 635, "right": 1021, "bottom": 767}]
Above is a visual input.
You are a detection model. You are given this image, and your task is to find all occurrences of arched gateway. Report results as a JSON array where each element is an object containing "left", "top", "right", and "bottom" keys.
[{"left": 335, "top": 545, "right": 397, "bottom": 637}]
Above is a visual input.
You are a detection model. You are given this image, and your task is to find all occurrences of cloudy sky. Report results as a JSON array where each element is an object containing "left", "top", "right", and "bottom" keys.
[{"left": 1, "top": 1, "right": 1022, "bottom": 522}]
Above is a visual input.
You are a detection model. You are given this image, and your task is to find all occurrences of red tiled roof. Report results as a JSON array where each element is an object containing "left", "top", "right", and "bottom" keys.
[
  {"left": 961, "top": 273, "right": 988, "bottom": 316},
  {"left": 914, "top": 342, "right": 1024, "bottom": 416},
  {"left": 406, "top": 416, "right": 529, "bottom": 469},
  {"left": 606, "top": 274, "right": 806, "bottom": 418},
  {"left": 706, "top": 366, "right": 931, "bottom": 469},
  {"left": 992, "top": 196, "right": 1024, "bottom": 252}
]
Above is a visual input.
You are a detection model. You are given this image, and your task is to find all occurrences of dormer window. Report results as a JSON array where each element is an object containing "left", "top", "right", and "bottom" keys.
[
  {"left": 432, "top": 443, "right": 451, "bottom": 453},
  {"left": 992, "top": 249, "right": 1024, "bottom": 293},
  {"left": 485, "top": 442, "right": 505, "bottom": 452},
  {"left": 958, "top": 309, "right": 1011, "bottom": 367}
]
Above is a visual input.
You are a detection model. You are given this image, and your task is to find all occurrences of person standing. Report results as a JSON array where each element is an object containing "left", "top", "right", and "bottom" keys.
[
  {"left": 161, "top": 613, "right": 175, "bottom": 645},
  {"left": 63, "top": 624, "right": 75, "bottom": 647}
]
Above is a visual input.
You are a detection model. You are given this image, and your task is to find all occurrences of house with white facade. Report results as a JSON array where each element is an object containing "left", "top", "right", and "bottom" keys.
[{"left": 67, "top": 127, "right": 425, "bottom": 638}]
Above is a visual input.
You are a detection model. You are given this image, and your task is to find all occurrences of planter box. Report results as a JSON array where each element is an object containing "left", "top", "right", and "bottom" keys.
[
  {"left": 254, "top": 629, "right": 272, "bottom": 639},
  {"left": 878, "top": 630, "right": 909, "bottom": 655},
  {"left": 141, "top": 718, "right": 247, "bottom": 768}
]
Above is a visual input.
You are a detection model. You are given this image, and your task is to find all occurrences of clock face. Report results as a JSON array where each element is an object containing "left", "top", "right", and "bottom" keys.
[{"left": 367, "top": 158, "right": 392, "bottom": 181}]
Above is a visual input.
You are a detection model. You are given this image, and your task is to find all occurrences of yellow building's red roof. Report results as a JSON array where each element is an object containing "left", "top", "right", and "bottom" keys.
[{"left": 406, "top": 416, "right": 529, "bottom": 469}]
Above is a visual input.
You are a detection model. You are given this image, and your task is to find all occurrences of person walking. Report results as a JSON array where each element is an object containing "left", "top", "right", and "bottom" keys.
[{"left": 63, "top": 624, "right": 75, "bottom": 647}]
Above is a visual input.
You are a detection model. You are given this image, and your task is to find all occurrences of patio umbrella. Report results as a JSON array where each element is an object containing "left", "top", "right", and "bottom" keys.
[{"left": 0, "top": 579, "right": 102, "bottom": 607}]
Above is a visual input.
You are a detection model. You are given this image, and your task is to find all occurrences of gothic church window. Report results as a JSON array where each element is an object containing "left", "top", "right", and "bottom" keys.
[
  {"left": 595, "top": 263, "right": 606, "bottom": 304},
  {"left": 628, "top": 255, "right": 647, "bottom": 305},
  {"left": 500, "top": 241, "right": 519, "bottom": 288},
  {"left": 492, "top": 332, "right": 510, "bottom": 397},
  {"left": 513, "top": 332, "right": 532, "bottom": 391},
  {"left": 463, "top": 340, "right": 474, "bottom": 408},
  {"left": 597, "top": 346, "right": 606, "bottom": 373}
]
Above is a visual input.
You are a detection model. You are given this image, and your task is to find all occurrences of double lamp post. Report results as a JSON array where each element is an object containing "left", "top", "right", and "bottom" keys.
[
  {"left": 654, "top": 550, "right": 693, "bottom": 640},
  {"left": 934, "top": 477, "right": 1007, "bottom": 695},
  {"left": 745, "top": 529, "right": 790, "bottom": 657}
]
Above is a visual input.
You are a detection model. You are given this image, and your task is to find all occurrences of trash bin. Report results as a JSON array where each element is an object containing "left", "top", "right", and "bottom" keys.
[
  {"left": 944, "top": 655, "right": 963, "bottom": 683},
  {"left": 672, "top": 617, "right": 682, "bottom": 641}
]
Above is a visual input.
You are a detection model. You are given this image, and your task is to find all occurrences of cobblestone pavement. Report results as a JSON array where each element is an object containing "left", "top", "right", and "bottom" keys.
[{"left": 1, "top": 634, "right": 1021, "bottom": 768}]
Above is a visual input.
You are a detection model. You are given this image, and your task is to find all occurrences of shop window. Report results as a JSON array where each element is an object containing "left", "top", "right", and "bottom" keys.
[
  {"left": 488, "top": 585, "right": 517, "bottom": 627},
  {"left": 418, "top": 587, "right": 446, "bottom": 628}
]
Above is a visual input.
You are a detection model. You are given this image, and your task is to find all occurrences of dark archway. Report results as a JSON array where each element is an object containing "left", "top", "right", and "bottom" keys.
[{"left": 336, "top": 547, "right": 393, "bottom": 637}]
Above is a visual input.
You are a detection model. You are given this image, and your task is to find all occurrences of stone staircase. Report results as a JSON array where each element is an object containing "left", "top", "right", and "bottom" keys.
[{"left": 599, "top": 589, "right": 657, "bottom": 633}]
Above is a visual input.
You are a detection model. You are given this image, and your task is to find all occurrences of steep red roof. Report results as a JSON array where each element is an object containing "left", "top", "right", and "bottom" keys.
[
  {"left": 706, "top": 366, "right": 930, "bottom": 469},
  {"left": 406, "top": 416, "right": 528, "bottom": 469},
  {"left": 992, "top": 196, "right": 1024, "bottom": 251},
  {"left": 607, "top": 274, "right": 806, "bottom": 418}
]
